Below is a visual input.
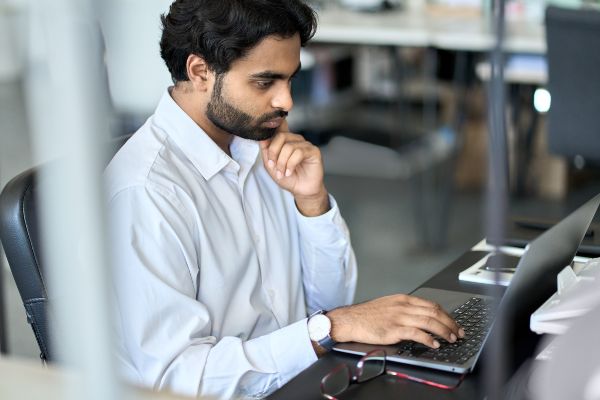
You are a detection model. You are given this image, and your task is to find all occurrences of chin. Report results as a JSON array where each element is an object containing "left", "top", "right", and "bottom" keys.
[
  {"left": 237, "top": 128, "right": 277, "bottom": 141},
  {"left": 254, "top": 128, "right": 277, "bottom": 141}
]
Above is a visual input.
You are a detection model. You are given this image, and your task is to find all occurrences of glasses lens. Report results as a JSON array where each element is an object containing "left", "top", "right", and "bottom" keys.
[
  {"left": 357, "top": 350, "right": 386, "bottom": 383},
  {"left": 321, "top": 364, "right": 351, "bottom": 397}
]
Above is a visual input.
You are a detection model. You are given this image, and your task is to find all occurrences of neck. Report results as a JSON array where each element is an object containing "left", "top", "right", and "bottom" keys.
[{"left": 170, "top": 85, "right": 233, "bottom": 156}]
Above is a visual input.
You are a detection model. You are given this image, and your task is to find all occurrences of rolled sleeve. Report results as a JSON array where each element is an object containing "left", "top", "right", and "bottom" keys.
[
  {"left": 295, "top": 195, "right": 348, "bottom": 244},
  {"left": 295, "top": 195, "right": 357, "bottom": 313}
]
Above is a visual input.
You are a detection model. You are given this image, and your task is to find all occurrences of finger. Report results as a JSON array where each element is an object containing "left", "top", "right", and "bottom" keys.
[
  {"left": 279, "top": 142, "right": 314, "bottom": 177},
  {"left": 405, "top": 305, "right": 461, "bottom": 336},
  {"left": 399, "top": 314, "right": 457, "bottom": 343},
  {"left": 266, "top": 133, "right": 289, "bottom": 169},
  {"left": 283, "top": 147, "right": 307, "bottom": 177},
  {"left": 404, "top": 297, "right": 462, "bottom": 336},
  {"left": 287, "top": 132, "right": 306, "bottom": 141},
  {"left": 275, "top": 142, "right": 297, "bottom": 179},
  {"left": 398, "top": 327, "right": 440, "bottom": 349}
]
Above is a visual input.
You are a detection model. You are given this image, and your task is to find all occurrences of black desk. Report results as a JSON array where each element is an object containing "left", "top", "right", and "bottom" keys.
[{"left": 269, "top": 250, "right": 510, "bottom": 400}]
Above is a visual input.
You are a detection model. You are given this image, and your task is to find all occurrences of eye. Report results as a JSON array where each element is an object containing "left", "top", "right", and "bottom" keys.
[{"left": 255, "top": 80, "right": 273, "bottom": 89}]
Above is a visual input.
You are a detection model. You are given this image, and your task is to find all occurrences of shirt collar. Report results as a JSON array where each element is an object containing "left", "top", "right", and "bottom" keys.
[{"left": 152, "top": 88, "right": 260, "bottom": 181}]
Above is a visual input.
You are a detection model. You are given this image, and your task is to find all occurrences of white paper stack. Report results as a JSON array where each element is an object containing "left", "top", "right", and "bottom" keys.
[{"left": 530, "top": 258, "right": 600, "bottom": 335}]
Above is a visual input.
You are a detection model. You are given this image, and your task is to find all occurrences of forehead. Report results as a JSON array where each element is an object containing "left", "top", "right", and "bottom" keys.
[{"left": 227, "top": 33, "right": 301, "bottom": 76}]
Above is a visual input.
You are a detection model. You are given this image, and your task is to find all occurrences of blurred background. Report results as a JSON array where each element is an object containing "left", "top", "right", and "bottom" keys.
[{"left": 1, "top": 0, "right": 600, "bottom": 367}]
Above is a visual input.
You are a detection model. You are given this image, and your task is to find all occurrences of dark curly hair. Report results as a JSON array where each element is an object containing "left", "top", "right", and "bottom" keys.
[{"left": 160, "top": 0, "right": 317, "bottom": 83}]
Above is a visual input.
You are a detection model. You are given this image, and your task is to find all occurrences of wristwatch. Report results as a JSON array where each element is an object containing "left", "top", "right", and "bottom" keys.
[{"left": 307, "top": 310, "right": 337, "bottom": 351}]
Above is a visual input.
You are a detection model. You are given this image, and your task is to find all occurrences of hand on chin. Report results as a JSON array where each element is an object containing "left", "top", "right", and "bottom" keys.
[{"left": 259, "top": 121, "right": 329, "bottom": 216}]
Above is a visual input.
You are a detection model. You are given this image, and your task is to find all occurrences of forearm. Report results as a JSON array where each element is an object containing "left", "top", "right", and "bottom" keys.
[
  {"left": 326, "top": 306, "right": 354, "bottom": 343},
  {"left": 294, "top": 186, "right": 330, "bottom": 217}
]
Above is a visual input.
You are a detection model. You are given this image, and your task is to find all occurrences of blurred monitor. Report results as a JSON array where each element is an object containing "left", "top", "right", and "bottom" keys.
[{"left": 545, "top": 6, "right": 600, "bottom": 166}]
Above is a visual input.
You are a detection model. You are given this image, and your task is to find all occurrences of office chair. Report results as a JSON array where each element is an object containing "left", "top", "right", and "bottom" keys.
[
  {"left": 545, "top": 6, "right": 600, "bottom": 165},
  {"left": 0, "top": 244, "right": 7, "bottom": 354},
  {"left": 0, "top": 134, "right": 131, "bottom": 362}
]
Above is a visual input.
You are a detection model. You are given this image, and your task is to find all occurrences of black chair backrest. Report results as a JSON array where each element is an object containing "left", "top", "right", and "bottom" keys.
[
  {"left": 0, "top": 246, "right": 7, "bottom": 354},
  {"left": 0, "top": 169, "right": 49, "bottom": 360},
  {"left": 0, "top": 134, "right": 131, "bottom": 362},
  {"left": 545, "top": 6, "right": 600, "bottom": 164}
]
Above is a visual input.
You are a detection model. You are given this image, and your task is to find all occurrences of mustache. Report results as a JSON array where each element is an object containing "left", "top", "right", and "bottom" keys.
[{"left": 257, "top": 110, "right": 288, "bottom": 124}]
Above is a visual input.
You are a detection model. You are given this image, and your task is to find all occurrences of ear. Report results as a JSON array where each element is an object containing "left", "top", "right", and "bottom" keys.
[{"left": 186, "top": 54, "right": 211, "bottom": 91}]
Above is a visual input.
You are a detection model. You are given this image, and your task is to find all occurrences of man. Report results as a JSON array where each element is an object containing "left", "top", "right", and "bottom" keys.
[{"left": 105, "top": 0, "right": 463, "bottom": 398}]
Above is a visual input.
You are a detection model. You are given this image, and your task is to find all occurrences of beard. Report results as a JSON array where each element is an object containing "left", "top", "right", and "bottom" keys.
[{"left": 206, "top": 74, "right": 288, "bottom": 141}]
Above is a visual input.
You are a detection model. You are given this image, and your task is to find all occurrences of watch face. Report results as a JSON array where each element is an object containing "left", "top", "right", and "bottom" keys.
[{"left": 308, "top": 314, "right": 331, "bottom": 341}]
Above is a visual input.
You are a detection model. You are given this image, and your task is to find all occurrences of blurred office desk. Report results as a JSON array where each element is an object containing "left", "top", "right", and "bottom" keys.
[
  {"left": 476, "top": 55, "right": 548, "bottom": 85},
  {"left": 311, "top": 6, "right": 545, "bottom": 246},
  {"left": 314, "top": 6, "right": 430, "bottom": 47},
  {"left": 268, "top": 250, "right": 512, "bottom": 400},
  {"left": 314, "top": 6, "right": 546, "bottom": 54}
]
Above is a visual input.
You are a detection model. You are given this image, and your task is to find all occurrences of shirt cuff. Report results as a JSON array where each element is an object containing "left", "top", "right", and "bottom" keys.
[
  {"left": 295, "top": 194, "right": 348, "bottom": 244},
  {"left": 269, "top": 318, "right": 318, "bottom": 386}
]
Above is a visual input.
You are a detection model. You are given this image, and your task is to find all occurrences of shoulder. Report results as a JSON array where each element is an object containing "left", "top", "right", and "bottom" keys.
[{"left": 105, "top": 117, "right": 201, "bottom": 205}]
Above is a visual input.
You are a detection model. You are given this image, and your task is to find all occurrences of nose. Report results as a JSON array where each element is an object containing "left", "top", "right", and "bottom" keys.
[{"left": 271, "top": 83, "right": 294, "bottom": 111}]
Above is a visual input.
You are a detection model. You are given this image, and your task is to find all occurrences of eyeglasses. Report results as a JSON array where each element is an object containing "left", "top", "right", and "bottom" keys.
[{"left": 320, "top": 349, "right": 463, "bottom": 399}]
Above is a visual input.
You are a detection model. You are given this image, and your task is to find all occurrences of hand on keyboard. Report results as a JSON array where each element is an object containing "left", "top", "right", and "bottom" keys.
[
  {"left": 397, "top": 297, "right": 493, "bottom": 364},
  {"left": 327, "top": 294, "right": 465, "bottom": 349}
]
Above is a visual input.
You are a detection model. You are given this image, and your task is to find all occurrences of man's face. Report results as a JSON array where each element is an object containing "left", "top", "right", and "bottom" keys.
[{"left": 205, "top": 34, "right": 301, "bottom": 141}]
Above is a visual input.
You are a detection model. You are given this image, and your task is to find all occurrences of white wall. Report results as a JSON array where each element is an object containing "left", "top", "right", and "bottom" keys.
[{"left": 100, "top": 1, "right": 174, "bottom": 116}]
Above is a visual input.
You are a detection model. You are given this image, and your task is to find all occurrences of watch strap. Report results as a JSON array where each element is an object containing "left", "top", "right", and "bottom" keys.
[{"left": 317, "top": 335, "right": 337, "bottom": 351}]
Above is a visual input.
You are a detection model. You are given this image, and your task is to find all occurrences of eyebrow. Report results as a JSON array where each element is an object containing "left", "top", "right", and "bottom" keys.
[{"left": 249, "top": 63, "right": 302, "bottom": 80}]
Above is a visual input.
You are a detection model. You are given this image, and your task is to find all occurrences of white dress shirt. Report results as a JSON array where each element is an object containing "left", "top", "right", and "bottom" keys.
[{"left": 105, "top": 90, "right": 357, "bottom": 399}]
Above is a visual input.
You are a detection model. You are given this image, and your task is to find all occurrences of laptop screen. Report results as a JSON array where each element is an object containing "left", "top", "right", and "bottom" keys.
[{"left": 490, "top": 193, "right": 600, "bottom": 369}]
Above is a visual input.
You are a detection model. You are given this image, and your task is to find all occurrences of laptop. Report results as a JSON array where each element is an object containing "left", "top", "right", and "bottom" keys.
[{"left": 334, "top": 194, "right": 600, "bottom": 374}]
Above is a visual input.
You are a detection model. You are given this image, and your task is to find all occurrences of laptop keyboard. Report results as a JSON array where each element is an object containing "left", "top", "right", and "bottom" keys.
[{"left": 397, "top": 297, "right": 494, "bottom": 365}]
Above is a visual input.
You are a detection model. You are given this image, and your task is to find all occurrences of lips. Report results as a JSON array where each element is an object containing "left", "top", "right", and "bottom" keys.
[{"left": 261, "top": 117, "right": 283, "bottom": 129}]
